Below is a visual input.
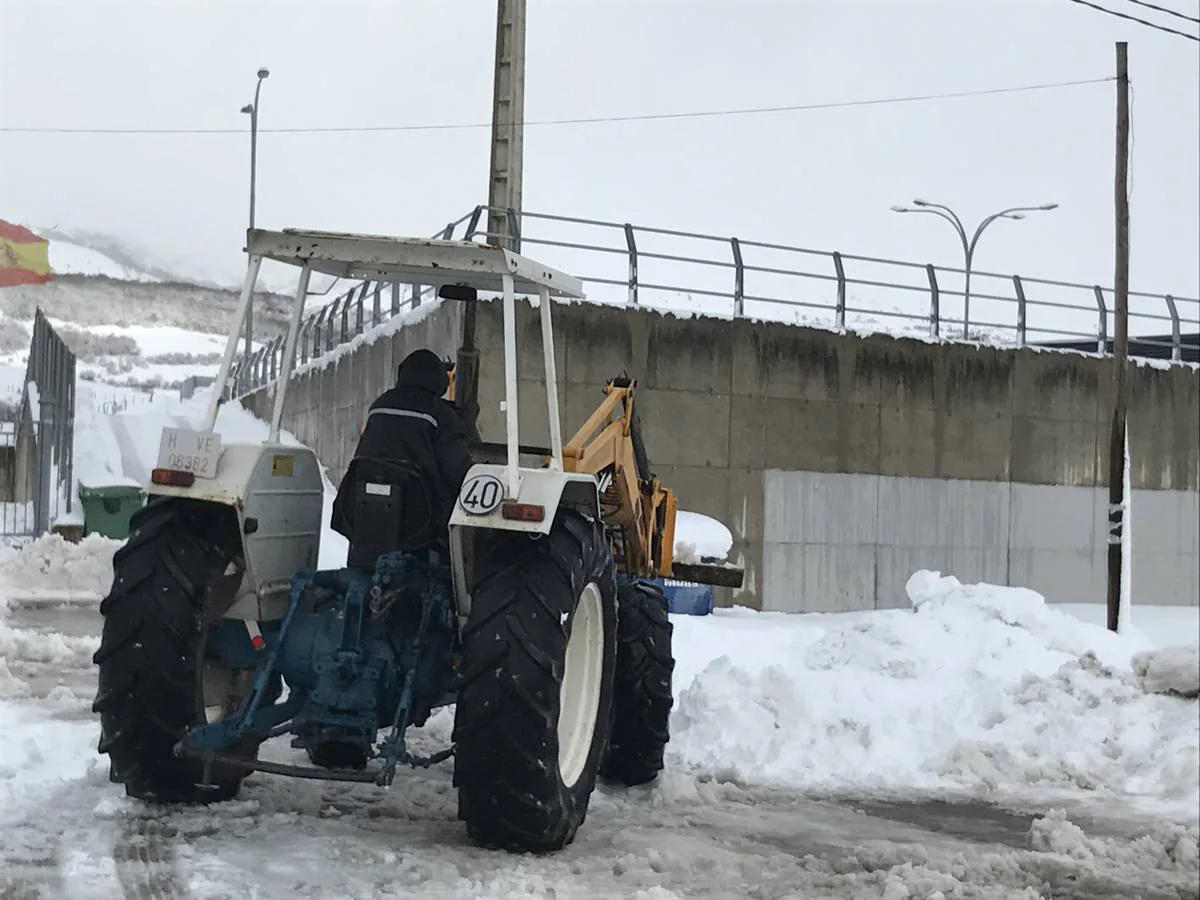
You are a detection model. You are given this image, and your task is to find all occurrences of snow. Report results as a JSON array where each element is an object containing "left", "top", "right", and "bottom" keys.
[
  {"left": 46, "top": 239, "right": 160, "bottom": 283},
  {"left": 0, "top": 534, "right": 121, "bottom": 609},
  {"left": 51, "top": 509, "right": 84, "bottom": 528},
  {"left": 63, "top": 323, "right": 227, "bottom": 357},
  {"left": 1133, "top": 645, "right": 1200, "bottom": 699},
  {"left": 0, "top": 571, "right": 1197, "bottom": 896},
  {"left": 673, "top": 510, "right": 733, "bottom": 563},
  {"left": 24, "top": 380, "right": 39, "bottom": 422},
  {"left": 289, "top": 294, "right": 443, "bottom": 380},
  {"left": 668, "top": 571, "right": 1200, "bottom": 821}
]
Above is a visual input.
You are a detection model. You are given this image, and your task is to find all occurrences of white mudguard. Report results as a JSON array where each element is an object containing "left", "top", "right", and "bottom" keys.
[
  {"left": 448, "top": 464, "right": 599, "bottom": 536},
  {"left": 148, "top": 438, "right": 325, "bottom": 622},
  {"left": 447, "top": 464, "right": 601, "bottom": 627}
]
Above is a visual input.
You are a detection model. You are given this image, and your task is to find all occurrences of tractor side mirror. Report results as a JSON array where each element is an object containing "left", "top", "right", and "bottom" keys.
[{"left": 438, "top": 284, "right": 478, "bottom": 302}]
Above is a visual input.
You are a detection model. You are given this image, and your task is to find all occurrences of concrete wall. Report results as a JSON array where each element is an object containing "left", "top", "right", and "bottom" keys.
[
  {"left": 246, "top": 298, "right": 1200, "bottom": 610},
  {"left": 245, "top": 305, "right": 463, "bottom": 480},
  {"left": 763, "top": 472, "right": 1199, "bottom": 612}
]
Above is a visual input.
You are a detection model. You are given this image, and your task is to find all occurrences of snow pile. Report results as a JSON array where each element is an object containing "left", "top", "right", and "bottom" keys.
[
  {"left": 0, "top": 620, "right": 98, "bottom": 670},
  {"left": 668, "top": 571, "right": 1200, "bottom": 815},
  {"left": 0, "top": 657, "right": 30, "bottom": 699},
  {"left": 0, "top": 534, "right": 120, "bottom": 608},
  {"left": 673, "top": 510, "right": 733, "bottom": 563},
  {"left": 1029, "top": 808, "right": 1198, "bottom": 872},
  {"left": 816, "top": 808, "right": 1200, "bottom": 899},
  {"left": 1133, "top": 645, "right": 1200, "bottom": 699}
]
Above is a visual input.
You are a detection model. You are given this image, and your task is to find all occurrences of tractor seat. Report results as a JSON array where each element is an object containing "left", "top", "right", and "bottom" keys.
[{"left": 344, "top": 458, "right": 438, "bottom": 570}]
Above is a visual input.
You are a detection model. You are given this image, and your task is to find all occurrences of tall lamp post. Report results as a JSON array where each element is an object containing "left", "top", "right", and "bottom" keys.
[
  {"left": 240, "top": 67, "right": 270, "bottom": 363},
  {"left": 891, "top": 199, "right": 1057, "bottom": 338}
]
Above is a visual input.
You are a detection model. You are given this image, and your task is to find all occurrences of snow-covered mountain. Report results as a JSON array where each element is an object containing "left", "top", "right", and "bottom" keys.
[
  {"left": 38, "top": 225, "right": 214, "bottom": 287},
  {"left": 0, "top": 226, "right": 295, "bottom": 390}
]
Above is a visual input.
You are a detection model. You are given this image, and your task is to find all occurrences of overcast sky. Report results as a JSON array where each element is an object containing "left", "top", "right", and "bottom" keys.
[{"left": 1, "top": 0, "right": 1197, "bottom": 329}]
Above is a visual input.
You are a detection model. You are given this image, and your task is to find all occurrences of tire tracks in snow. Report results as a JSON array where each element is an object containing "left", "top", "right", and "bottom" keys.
[{"left": 110, "top": 815, "right": 188, "bottom": 900}]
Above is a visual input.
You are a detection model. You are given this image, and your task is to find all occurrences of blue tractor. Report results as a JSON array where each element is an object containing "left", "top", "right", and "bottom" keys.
[{"left": 91, "top": 230, "right": 743, "bottom": 852}]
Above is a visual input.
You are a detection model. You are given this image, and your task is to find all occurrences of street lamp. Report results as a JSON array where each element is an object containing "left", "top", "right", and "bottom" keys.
[
  {"left": 891, "top": 199, "right": 1058, "bottom": 338},
  {"left": 240, "top": 67, "right": 269, "bottom": 363}
]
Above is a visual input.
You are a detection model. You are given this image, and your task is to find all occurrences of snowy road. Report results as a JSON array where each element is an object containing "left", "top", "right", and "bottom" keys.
[{"left": 3, "top": 601, "right": 1197, "bottom": 900}]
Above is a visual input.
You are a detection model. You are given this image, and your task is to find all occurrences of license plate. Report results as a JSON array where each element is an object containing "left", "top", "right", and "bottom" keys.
[{"left": 157, "top": 427, "right": 222, "bottom": 479}]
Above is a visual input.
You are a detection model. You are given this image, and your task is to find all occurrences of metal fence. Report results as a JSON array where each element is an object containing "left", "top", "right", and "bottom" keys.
[
  {"left": 229, "top": 205, "right": 1200, "bottom": 397},
  {"left": 1, "top": 309, "right": 77, "bottom": 542}
]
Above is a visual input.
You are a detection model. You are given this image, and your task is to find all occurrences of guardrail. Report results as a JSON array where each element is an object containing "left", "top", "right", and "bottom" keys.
[{"left": 230, "top": 205, "right": 1199, "bottom": 397}]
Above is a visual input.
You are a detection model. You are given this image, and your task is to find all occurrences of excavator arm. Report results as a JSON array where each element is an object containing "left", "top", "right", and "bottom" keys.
[
  {"left": 563, "top": 377, "right": 744, "bottom": 589},
  {"left": 450, "top": 364, "right": 742, "bottom": 589}
]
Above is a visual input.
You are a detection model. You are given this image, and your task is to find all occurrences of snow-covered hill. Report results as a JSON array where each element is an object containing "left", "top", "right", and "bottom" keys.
[
  {"left": 0, "top": 227, "right": 294, "bottom": 390},
  {"left": 37, "top": 225, "right": 205, "bottom": 286},
  {"left": 46, "top": 240, "right": 161, "bottom": 284}
]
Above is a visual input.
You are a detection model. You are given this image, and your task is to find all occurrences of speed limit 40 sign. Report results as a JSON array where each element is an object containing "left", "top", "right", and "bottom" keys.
[{"left": 458, "top": 473, "right": 504, "bottom": 515}]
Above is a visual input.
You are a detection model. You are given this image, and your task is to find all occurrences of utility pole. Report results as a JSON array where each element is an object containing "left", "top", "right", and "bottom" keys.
[
  {"left": 486, "top": 0, "right": 527, "bottom": 252},
  {"left": 458, "top": 0, "right": 527, "bottom": 440},
  {"left": 1107, "top": 41, "right": 1131, "bottom": 633}
]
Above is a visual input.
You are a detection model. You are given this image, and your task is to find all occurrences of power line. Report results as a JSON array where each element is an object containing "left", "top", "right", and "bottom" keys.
[
  {"left": 1115, "top": 0, "right": 1199, "bottom": 24},
  {"left": 1063, "top": 0, "right": 1200, "bottom": 39},
  {"left": 0, "top": 76, "right": 1115, "bottom": 136}
]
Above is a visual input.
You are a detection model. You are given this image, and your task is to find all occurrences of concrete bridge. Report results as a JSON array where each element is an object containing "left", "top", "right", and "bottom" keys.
[{"left": 243, "top": 294, "right": 1200, "bottom": 612}]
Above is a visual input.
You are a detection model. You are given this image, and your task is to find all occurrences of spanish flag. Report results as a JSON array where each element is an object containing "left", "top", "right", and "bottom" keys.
[{"left": 0, "top": 220, "right": 53, "bottom": 288}]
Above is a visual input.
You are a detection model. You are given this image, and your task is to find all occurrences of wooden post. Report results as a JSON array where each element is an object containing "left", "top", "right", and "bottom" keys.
[{"left": 1106, "top": 41, "right": 1130, "bottom": 633}]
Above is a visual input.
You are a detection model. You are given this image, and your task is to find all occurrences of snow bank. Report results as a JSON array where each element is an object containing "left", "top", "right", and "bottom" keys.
[
  {"left": 1029, "top": 807, "right": 1198, "bottom": 872},
  {"left": 673, "top": 510, "right": 733, "bottom": 563},
  {"left": 668, "top": 571, "right": 1200, "bottom": 816},
  {"left": 1133, "top": 645, "right": 1200, "bottom": 699},
  {"left": 0, "top": 534, "right": 120, "bottom": 608}
]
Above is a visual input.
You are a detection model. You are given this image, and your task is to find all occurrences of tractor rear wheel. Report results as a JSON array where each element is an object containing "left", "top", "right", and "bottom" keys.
[
  {"left": 453, "top": 510, "right": 617, "bottom": 852},
  {"left": 601, "top": 579, "right": 675, "bottom": 786},
  {"left": 92, "top": 497, "right": 267, "bottom": 804}
]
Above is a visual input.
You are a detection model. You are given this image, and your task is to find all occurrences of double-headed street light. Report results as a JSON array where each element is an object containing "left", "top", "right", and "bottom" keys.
[
  {"left": 240, "top": 67, "right": 270, "bottom": 362},
  {"left": 891, "top": 199, "right": 1058, "bottom": 338}
]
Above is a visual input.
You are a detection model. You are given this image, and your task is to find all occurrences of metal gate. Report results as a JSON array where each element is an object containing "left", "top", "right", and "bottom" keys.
[{"left": 0, "top": 309, "right": 77, "bottom": 542}]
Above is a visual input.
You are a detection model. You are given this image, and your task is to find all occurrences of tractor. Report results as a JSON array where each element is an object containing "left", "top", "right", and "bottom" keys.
[{"left": 91, "top": 230, "right": 743, "bottom": 853}]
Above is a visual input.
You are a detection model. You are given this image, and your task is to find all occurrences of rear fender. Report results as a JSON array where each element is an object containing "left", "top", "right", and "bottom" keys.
[
  {"left": 148, "top": 443, "right": 325, "bottom": 622},
  {"left": 447, "top": 464, "right": 600, "bottom": 626},
  {"left": 448, "top": 464, "right": 599, "bottom": 536}
]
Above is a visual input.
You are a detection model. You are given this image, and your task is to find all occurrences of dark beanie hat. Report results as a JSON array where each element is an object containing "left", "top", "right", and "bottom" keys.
[{"left": 396, "top": 349, "right": 449, "bottom": 396}]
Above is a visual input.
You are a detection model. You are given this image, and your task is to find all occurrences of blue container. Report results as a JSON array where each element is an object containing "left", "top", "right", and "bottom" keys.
[{"left": 655, "top": 577, "right": 714, "bottom": 616}]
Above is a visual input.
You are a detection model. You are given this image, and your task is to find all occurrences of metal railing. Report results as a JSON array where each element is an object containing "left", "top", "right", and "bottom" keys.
[
  {"left": 230, "top": 205, "right": 1199, "bottom": 397},
  {"left": 2, "top": 310, "right": 77, "bottom": 541}
]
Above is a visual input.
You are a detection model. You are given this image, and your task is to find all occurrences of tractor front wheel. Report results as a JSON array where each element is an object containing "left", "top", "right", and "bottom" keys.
[
  {"left": 92, "top": 497, "right": 267, "bottom": 804},
  {"left": 453, "top": 510, "right": 617, "bottom": 852}
]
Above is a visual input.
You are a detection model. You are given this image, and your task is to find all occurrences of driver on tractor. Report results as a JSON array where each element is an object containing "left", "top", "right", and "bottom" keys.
[{"left": 331, "top": 348, "right": 472, "bottom": 556}]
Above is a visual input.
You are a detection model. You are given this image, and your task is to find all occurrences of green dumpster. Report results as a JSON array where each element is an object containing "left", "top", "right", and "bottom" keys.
[{"left": 79, "top": 483, "right": 146, "bottom": 540}]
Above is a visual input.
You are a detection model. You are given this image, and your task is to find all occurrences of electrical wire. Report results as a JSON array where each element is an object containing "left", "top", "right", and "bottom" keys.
[
  {"left": 1062, "top": 0, "right": 1199, "bottom": 39},
  {"left": 0, "top": 76, "right": 1116, "bottom": 136},
  {"left": 1114, "top": 0, "right": 1199, "bottom": 24}
]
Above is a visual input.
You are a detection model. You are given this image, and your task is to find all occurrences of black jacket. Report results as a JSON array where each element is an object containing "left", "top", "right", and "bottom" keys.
[{"left": 332, "top": 349, "right": 473, "bottom": 543}]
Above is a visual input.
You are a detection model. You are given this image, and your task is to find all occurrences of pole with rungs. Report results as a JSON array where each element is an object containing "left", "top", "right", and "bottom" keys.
[{"left": 1106, "top": 41, "right": 1130, "bottom": 633}]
